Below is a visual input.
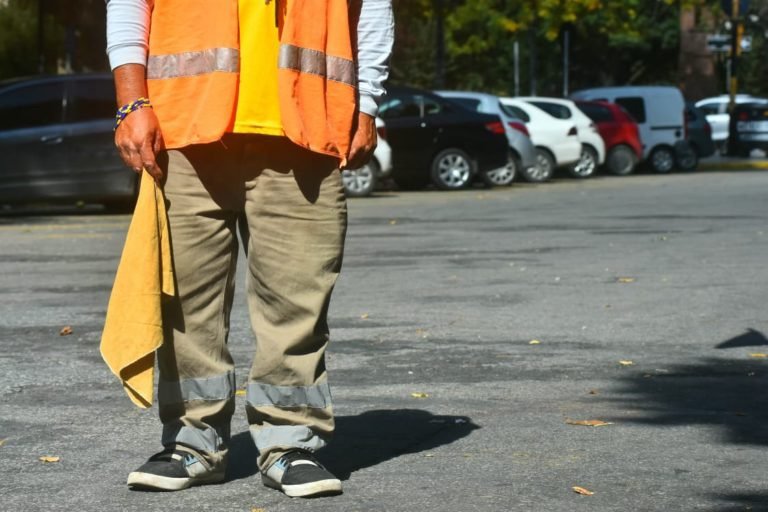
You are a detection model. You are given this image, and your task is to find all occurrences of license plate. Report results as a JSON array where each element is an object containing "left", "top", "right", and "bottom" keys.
[{"left": 737, "top": 120, "right": 768, "bottom": 132}]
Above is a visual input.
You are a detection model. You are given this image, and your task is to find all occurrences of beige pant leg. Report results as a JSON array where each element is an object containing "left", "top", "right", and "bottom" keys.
[
  {"left": 239, "top": 138, "right": 347, "bottom": 470},
  {"left": 157, "top": 142, "right": 243, "bottom": 466}
]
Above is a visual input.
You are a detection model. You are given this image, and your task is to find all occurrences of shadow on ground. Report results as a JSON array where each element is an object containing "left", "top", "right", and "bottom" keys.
[
  {"left": 226, "top": 409, "right": 479, "bottom": 482},
  {"left": 708, "top": 492, "right": 768, "bottom": 512},
  {"left": 610, "top": 329, "right": 768, "bottom": 511},
  {"left": 608, "top": 329, "right": 768, "bottom": 445}
]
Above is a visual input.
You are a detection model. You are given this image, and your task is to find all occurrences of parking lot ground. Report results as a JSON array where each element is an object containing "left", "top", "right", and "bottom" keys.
[{"left": 1, "top": 169, "right": 768, "bottom": 511}]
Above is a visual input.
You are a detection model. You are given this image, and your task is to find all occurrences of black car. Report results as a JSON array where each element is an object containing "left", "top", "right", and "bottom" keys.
[
  {"left": 685, "top": 103, "right": 715, "bottom": 157},
  {"left": 0, "top": 73, "right": 135, "bottom": 209},
  {"left": 728, "top": 102, "right": 768, "bottom": 157},
  {"left": 378, "top": 86, "right": 510, "bottom": 190}
]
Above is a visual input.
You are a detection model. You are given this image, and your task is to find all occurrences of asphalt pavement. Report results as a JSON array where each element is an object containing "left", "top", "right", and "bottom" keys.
[{"left": 1, "top": 167, "right": 768, "bottom": 511}]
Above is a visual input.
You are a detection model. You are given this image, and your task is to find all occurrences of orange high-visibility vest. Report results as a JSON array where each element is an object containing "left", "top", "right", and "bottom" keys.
[{"left": 146, "top": 0, "right": 358, "bottom": 163}]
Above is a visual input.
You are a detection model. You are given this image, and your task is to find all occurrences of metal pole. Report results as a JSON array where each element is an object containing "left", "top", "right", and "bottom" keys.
[
  {"left": 514, "top": 41, "right": 520, "bottom": 96},
  {"left": 37, "top": 0, "right": 45, "bottom": 73},
  {"left": 728, "top": 0, "right": 740, "bottom": 112},
  {"left": 434, "top": 0, "right": 445, "bottom": 89},
  {"left": 562, "top": 28, "right": 570, "bottom": 97},
  {"left": 528, "top": 28, "right": 537, "bottom": 96}
]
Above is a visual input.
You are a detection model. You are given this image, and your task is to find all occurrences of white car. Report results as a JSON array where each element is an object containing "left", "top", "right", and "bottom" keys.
[
  {"left": 499, "top": 97, "right": 581, "bottom": 181},
  {"left": 695, "top": 94, "right": 768, "bottom": 151},
  {"left": 341, "top": 117, "right": 393, "bottom": 197},
  {"left": 518, "top": 96, "right": 606, "bottom": 179}
]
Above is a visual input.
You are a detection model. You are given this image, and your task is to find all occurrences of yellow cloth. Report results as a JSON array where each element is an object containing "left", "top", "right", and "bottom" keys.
[
  {"left": 100, "top": 171, "right": 175, "bottom": 408},
  {"left": 233, "top": 0, "right": 283, "bottom": 135}
]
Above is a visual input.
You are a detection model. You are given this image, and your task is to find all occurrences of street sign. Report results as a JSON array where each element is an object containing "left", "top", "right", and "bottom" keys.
[
  {"left": 707, "top": 33, "right": 731, "bottom": 52},
  {"left": 721, "top": 0, "right": 750, "bottom": 17},
  {"left": 706, "top": 34, "right": 753, "bottom": 53}
]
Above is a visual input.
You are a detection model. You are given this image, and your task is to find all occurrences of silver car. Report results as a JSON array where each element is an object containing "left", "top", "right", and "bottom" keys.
[
  {"left": 435, "top": 91, "right": 539, "bottom": 183},
  {"left": 0, "top": 74, "right": 136, "bottom": 210}
]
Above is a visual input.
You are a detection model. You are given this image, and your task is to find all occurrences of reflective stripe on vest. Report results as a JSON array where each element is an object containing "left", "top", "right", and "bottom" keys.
[
  {"left": 147, "top": 48, "right": 240, "bottom": 80},
  {"left": 278, "top": 44, "right": 355, "bottom": 87}
]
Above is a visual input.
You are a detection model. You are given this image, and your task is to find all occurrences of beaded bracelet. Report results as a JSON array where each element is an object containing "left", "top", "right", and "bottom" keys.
[{"left": 114, "top": 97, "right": 152, "bottom": 130}]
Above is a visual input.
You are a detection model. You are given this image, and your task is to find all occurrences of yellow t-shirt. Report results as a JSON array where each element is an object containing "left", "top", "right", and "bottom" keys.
[{"left": 233, "top": 0, "right": 283, "bottom": 135}]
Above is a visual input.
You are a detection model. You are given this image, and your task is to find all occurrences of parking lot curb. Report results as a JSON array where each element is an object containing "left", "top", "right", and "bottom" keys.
[{"left": 698, "top": 159, "right": 768, "bottom": 171}]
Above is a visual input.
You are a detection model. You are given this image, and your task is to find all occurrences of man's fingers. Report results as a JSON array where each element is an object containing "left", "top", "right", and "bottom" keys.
[
  {"left": 118, "top": 142, "right": 143, "bottom": 174},
  {"left": 139, "top": 139, "right": 162, "bottom": 182}
]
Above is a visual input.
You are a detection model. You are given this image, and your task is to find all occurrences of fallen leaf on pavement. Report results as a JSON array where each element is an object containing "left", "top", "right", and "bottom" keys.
[
  {"left": 616, "top": 277, "right": 635, "bottom": 283},
  {"left": 0, "top": 439, "right": 6, "bottom": 447},
  {"left": 619, "top": 360, "right": 634, "bottom": 366},
  {"left": 360, "top": 313, "right": 369, "bottom": 320},
  {"left": 572, "top": 486, "right": 594, "bottom": 496},
  {"left": 39, "top": 456, "right": 60, "bottom": 463},
  {"left": 529, "top": 339, "right": 541, "bottom": 345},
  {"left": 565, "top": 419, "right": 613, "bottom": 427},
  {"left": 251, "top": 508, "right": 266, "bottom": 512},
  {"left": 588, "top": 389, "right": 598, "bottom": 395},
  {"left": 389, "top": 219, "right": 398, "bottom": 225},
  {"left": 59, "top": 326, "right": 73, "bottom": 336},
  {"left": 411, "top": 392, "right": 430, "bottom": 399},
  {"left": 749, "top": 353, "right": 767, "bottom": 358},
  {"left": 235, "top": 389, "right": 246, "bottom": 396}
]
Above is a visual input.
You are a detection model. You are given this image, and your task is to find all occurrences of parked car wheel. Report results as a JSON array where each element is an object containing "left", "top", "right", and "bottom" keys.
[
  {"left": 523, "top": 147, "right": 555, "bottom": 182},
  {"left": 605, "top": 144, "right": 638, "bottom": 175},
  {"left": 481, "top": 153, "right": 517, "bottom": 187},
  {"left": 341, "top": 159, "right": 378, "bottom": 197},
  {"left": 431, "top": 148, "right": 475, "bottom": 190},
  {"left": 676, "top": 151, "right": 698, "bottom": 171},
  {"left": 569, "top": 145, "right": 598, "bottom": 178},
  {"left": 649, "top": 146, "right": 675, "bottom": 173}
]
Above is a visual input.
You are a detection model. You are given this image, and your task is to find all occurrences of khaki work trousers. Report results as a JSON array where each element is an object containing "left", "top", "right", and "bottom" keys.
[{"left": 156, "top": 135, "right": 347, "bottom": 471}]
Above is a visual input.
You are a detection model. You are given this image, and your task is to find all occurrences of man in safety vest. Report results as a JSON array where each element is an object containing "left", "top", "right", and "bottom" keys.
[{"left": 105, "top": 0, "right": 393, "bottom": 498}]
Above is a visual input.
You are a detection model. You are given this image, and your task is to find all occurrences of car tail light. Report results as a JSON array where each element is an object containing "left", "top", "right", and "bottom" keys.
[
  {"left": 377, "top": 125, "right": 387, "bottom": 141},
  {"left": 567, "top": 126, "right": 578, "bottom": 136},
  {"left": 485, "top": 121, "right": 506, "bottom": 134},
  {"left": 739, "top": 111, "right": 749, "bottom": 121},
  {"left": 508, "top": 121, "right": 530, "bottom": 136}
]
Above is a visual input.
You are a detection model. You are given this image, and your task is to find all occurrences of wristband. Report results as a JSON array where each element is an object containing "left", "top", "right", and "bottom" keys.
[{"left": 114, "top": 97, "right": 152, "bottom": 130}]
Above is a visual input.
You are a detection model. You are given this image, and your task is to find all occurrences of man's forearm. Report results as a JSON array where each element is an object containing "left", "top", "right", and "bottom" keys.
[{"left": 114, "top": 64, "right": 148, "bottom": 106}]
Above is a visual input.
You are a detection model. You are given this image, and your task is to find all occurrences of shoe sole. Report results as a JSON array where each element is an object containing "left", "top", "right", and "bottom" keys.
[
  {"left": 127, "top": 471, "right": 225, "bottom": 491},
  {"left": 263, "top": 475, "right": 343, "bottom": 498}
]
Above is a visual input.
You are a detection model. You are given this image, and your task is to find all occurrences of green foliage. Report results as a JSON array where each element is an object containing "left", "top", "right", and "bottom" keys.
[
  {"left": 391, "top": 0, "right": 768, "bottom": 97},
  {"left": 0, "top": 0, "right": 106, "bottom": 80}
]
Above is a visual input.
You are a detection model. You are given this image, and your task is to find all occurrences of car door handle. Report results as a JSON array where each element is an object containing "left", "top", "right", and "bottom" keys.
[
  {"left": 40, "top": 135, "right": 63, "bottom": 144},
  {"left": 420, "top": 122, "right": 427, "bottom": 128}
]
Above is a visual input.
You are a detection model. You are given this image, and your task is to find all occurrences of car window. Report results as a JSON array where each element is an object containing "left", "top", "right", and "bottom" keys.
[
  {"left": 500, "top": 103, "right": 530, "bottom": 122},
  {"left": 423, "top": 96, "right": 444, "bottom": 116},
  {"left": 67, "top": 78, "right": 116, "bottom": 122},
  {"left": 614, "top": 97, "right": 646, "bottom": 123},
  {"left": 697, "top": 103, "right": 720, "bottom": 116},
  {"left": 529, "top": 101, "right": 571, "bottom": 119},
  {"left": 576, "top": 103, "right": 613, "bottom": 122},
  {"left": 379, "top": 94, "right": 422, "bottom": 119},
  {"left": 448, "top": 97, "right": 482, "bottom": 112},
  {"left": 0, "top": 81, "right": 65, "bottom": 131}
]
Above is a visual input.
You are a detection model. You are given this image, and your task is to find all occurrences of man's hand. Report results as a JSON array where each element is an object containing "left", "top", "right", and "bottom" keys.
[
  {"left": 113, "top": 64, "right": 164, "bottom": 182},
  {"left": 345, "top": 112, "right": 378, "bottom": 170}
]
